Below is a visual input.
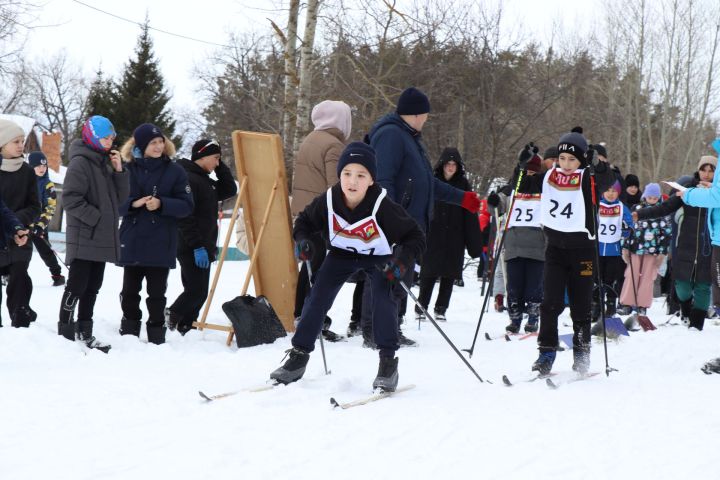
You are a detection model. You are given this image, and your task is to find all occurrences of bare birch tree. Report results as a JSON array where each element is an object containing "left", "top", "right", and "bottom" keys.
[{"left": 292, "top": 0, "right": 322, "bottom": 156}]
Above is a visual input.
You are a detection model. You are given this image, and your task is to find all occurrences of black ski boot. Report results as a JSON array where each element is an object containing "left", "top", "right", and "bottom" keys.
[
  {"left": 164, "top": 308, "right": 181, "bottom": 331},
  {"left": 525, "top": 302, "right": 540, "bottom": 333},
  {"left": 505, "top": 321, "right": 521, "bottom": 334},
  {"left": 321, "top": 316, "right": 345, "bottom": 342},
  {"left": 532, "top": 349, "right": 556, "bottom": 376},
  {"left": 572, "top": 344, "right": 591, "bottom": 374},
  {"left": 270, "top": 347, "right": 310, "bottom": 384},
  {"left": 11, "top": 306, "right": 35, "bottom": 328},
  {"left": 397, "top": 328, "right": 417, "bottom": 347},
  {"left": 52, "top": 274, "right": 66, "bottom": 287},
  {"left": 679, "top": 299, "right": 693, "bottom": 326},
  {"left": 373, "top": 356, "right": 399, "bottom": 392},
  {"left": 506, "top": 301, "right": 523, "bottom": 333},
  {"left": 701, "top": 357, "right": 720, "bottom": 374},
  {"left": 347, "top": 318, "right": 361, "bottom": 337},
  {"left": 524, "top": 320, "right": 538, "bottom": 333},
  {"left": 688, "top": 309, "right": 706, "bottom": 331},
  {"left": 77, "top": 320, "right": 111, "bottom": 353},
  {"left": 434, "top": 306, "right": 447, "bottom": 322},
  {"left": 146, "top": 322, "right": 166, "bottom": 345},
  {"left": 119, "top": 316, "right": 141, "bottom": 336}
]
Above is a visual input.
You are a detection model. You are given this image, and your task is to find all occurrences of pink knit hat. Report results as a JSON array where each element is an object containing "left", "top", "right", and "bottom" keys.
[{"left": 311, "top": 100, "right": 352, "bottom": 141}]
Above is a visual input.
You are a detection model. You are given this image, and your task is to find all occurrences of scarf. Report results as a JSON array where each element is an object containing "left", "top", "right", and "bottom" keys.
[{"left": 0, "top": 157, "right": 25, "bottom": 173}]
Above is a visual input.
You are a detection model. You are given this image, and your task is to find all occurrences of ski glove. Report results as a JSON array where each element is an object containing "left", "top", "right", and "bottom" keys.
[
  {"left": 193, "top": 247, "right": 210, "bottom": 269},
  {"left": 294, "top": 239, "right": 314, "bottom": 262},
  {"left": 586, "top": 147, "right": 599, "bottom": 168},
  {"left": 31, "top": 224, "right": 45, "bottom": 238},
  {"left": 486, "top": 191, "right": 500, "bottom": 208},
  {"left": 517, "top": 143, "right": 538, "bottom": 169},
  {"left": 382, "top": 258, "right": 406, "bottom": 284},
  {"left": 461, "top": 192, "right": 481, "bottom": 213}
]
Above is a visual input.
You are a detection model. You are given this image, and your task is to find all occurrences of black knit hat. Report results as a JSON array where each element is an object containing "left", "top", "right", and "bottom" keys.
[
  {"left": 625, "top": 174, "right": 640, "bottom": 188},
  {"left": 557, "top": 126, "right": 588, "bottom": 164},
  {"left": 396, "top": 87, "right": 431, "bottom": 115},
  {"left": 594, "top": 143, "right": 608, "bottom": 158},
  {"left": 543, "top": 146, "right": 559, "bottom": 160},
  {"left": 28, "top": 151, "right": 48, "bottom": 168},
  {"left": 191, "top": 139, "right": 221, "bottom": 161},
  {"left": 337, "top": 142, "right": 377, "bottom": 180},
  {"left": 439, "top": 147, "right": 462, "bottom": 165},
  {"left": 133, "top": 123, "right": 164, "bottom": 156}
]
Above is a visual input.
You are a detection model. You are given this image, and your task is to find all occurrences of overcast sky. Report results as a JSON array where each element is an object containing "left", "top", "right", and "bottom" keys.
[{"left": 24, "top": 0, "right": 602, "bottom": 113}]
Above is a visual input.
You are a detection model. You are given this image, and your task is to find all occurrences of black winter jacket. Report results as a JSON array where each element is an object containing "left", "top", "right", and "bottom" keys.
[
  {"left": 636, "top": 174, "right": 711, "bottom": 284},
  {"left": 420, "top": 160, "right": 482, "bottom": 278},
  {"left": 0, "top": 161, "right": 40, "bottom": 265},
  {"left": 118, "top": 156, "right": 194, "bottom": 268},
  {"left": 294, "top": 183, "right": 426, "bottom": 266},
  {"left": 176, "top": 158, "right": 237, "bottom": 260}
]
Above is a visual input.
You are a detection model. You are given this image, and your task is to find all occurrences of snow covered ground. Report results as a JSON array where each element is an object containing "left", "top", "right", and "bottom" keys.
[{"left": 2, "top": 255, "right": 720, "bottom": 480}]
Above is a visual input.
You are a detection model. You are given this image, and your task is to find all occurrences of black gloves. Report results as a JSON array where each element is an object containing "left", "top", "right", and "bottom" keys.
[
  {"left": 517, "top": 143, "right": 539, "bottom": 169},
  {"left": 487, "top": 192, "right": 500, "bottom": 207}
]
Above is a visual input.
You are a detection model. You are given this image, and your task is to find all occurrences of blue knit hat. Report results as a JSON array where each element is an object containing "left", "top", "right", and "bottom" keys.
[
  {"left": 81, "top": 115, "right": 115, "bottom": 152},
  {"left": 642, "top": 183, "right": 662, "bottom": 199},
  {"left": 133, "top": 123, "right": 164, "bottom": 156},
  {"left": 396, "top": 87, "right": 431, "bottom": 115},
  {"left": 28, "top": 151, "right": 48, "bottom": 168},
  {"left": 337, "top": 142, "right": 377, "bottom": 180}
]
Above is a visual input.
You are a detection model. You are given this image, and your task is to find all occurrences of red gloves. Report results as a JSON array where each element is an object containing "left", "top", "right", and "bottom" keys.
[{"left": 461, "top": 192, "right": 481, "bottom": 213}]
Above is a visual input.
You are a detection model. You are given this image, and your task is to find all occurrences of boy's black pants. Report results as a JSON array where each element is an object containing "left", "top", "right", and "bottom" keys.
[
  {"left": 169, "top": 252, "right": 210, "bottom": 329},
  {"left": 539, "top": 245, "right": 594, "bottom": 351},
  {"left": 31, "top": 235, "right": 61, "bottom": 276},
  {"left": 121, "top": 266, "right": 170, "bottom": 325}
]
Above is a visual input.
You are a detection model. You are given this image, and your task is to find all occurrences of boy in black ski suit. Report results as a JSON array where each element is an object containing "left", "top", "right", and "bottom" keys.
[
  {"left": 514, "top": 127, "right": 614, "bottom": 375},
  {"left": 27, "top": 152, "right": 64, "bottom": 286},
  {"left": 270, "top": 142, "right": 425, "bottom": 391}
]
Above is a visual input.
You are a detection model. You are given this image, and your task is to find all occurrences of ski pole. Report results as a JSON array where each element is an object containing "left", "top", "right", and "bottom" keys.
[
  {"left": 589, "top": 171, "right": 616, "bottom": 377},
  {"left": 399, "top": 279, "right": 486, "bottom": 383},
  {"left": 464, "top": 170, "right": 524, "bottom": 358},
  {"left": 305, "top": 260, "right": 329, "bottom": 375}
]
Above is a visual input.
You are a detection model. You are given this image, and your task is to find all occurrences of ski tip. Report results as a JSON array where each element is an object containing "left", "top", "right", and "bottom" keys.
[
  {"left": 484, "top": 332, "right": 492, "bottom": 341},
  {"left": 502, "top": 375, "right": 512, "bottom": 387},
  {"left": 198, "top": 391, "right": 212, "bottom": 401},
  {"left": 329, "top": 397, "right": 340, "bottom": 408},
  {"left": 546, "top": 378, "right": 559, "bottom": 389},
  {"left": 504, "top": 334, "right": 511, "bottom": 342}
]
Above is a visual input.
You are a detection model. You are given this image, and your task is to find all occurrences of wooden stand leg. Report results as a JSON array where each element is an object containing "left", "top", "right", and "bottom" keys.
[
  {"left": 226, "top": 180, "right": 279, "bottom": 346},
  {"left": 195, "top": 177, "right": 247, "bottom": 331}
]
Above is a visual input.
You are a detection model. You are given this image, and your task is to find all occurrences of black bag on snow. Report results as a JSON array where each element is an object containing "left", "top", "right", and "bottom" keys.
[{"left": 222, "top": 295, "right": 287, "bottom": 348}]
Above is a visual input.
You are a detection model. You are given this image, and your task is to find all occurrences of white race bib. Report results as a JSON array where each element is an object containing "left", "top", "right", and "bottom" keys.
[
  {"left": 598, "top": 201, "right": 623, "bottom": 243},
  {"left": 508, "top": 192, "right": 542, "bottom": 228},
  {"left": 326, "top": 188, "right": 393, "bottom": 256},
  {"left": 540, "top": 168, "right": 591, "bottom": 237}
]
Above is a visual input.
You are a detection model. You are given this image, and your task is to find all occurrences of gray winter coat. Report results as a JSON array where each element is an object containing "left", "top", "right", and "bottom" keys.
[
  {"left": 63, "top": 139, "right": 129, "bottom": 265},
  {"left": 495, "top": 190, "right": 546, "bottom": 262}
]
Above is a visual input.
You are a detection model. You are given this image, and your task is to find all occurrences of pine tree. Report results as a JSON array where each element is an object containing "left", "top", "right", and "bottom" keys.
[
  {"left": 85, "top": 67, "right": 116, "bottom": 121},
  {"left": 111, "top": 20, "right": 180, "bottom": 148}
]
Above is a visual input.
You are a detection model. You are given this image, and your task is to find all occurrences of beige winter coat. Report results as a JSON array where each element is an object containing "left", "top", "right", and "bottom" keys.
[{"left": 290, "top": 128, "right": 346, "bottom": 215}]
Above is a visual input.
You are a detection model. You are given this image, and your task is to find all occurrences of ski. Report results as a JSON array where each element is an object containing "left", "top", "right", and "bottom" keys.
[
  {"left": 330, "top": 384, "right": 416, "bottom": 409},
  {"left": 199, "top": 382, "right": 280, "bottom": 401},
  {"left": 546, "top": 372, "right": 601, "bottom": 389},
  {"left": 502, "top": 373, "right": 555, "bottom": 386},
  {"left": 485, "top": 332, "right": 511, "bottom": 341}
]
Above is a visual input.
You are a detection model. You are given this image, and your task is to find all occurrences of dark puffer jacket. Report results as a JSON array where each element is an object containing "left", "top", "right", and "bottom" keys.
[
  {"left": 176, "top": 158, "right": 237, "bottom": 261},
  {"left": 118, "top": 156, "right": 193, "bottom": 268},
  {"left": 636, "top": 173, "right": 711, "bottom": 283},
  {"left": 0, "top": 160, "right": 40, "bottom": 266},
  {"left": 367, "top": 113, "right": 464, "bottom": 232},
  {"left": 420, "top": 156, "right": 482, "bottom": 279},
  {"left": 63, "top": 139, "right": 130, "bottom": 265}
]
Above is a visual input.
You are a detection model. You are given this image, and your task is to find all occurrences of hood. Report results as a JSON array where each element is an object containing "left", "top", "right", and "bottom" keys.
[
  {"left": 433, "top": 150, "right": 466, "bottom": 181},
  {"left": 69, "top": 138, "right": 106, "bottom": 165},
  {"left": 178, "top": 157, "right": 208, "bottom": 176},
  {"left": 311, "top": 100, "right": 352, "bottom": 141},
  {"left": 120, "top": 135, "right": 176, "bottom": 162},
  {"left": 367, "top": 113, "right": 419, "bottom": 143}
]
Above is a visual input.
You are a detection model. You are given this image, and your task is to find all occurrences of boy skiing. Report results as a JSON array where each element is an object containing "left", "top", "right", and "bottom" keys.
[
  {"left": 514, "top": 127, "right": 614, "bottom": 375},
  {"left": 270, "top": 142, "right": 425, "bottom": 391},
  {"left": 27, "top": 152, "right": 64, "bottom": 286}
]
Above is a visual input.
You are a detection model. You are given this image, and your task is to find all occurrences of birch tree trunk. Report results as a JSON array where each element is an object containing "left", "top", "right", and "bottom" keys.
[
  {"left": 282, "top": 0, "right": 300, "bottom": 156},
  {"left": 293, "top": 0, "right": 321, "bottom": 157}
]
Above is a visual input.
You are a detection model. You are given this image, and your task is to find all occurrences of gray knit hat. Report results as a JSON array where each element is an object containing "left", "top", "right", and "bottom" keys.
[
  {"left": 0, "top": 119, "right": 25, "bottom": 149},
  {"left": 698, "top": 155, "right": 718, "bottom": 171}
]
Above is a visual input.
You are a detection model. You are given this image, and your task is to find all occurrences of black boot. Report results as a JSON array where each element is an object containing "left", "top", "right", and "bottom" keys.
[
  {"left": 77, "top": 320, "right": 111, "bottom": 353},
  {"left": 347, "top": 319, "right": 361, "bottom": 337},
  {"left": 679, "top": 299, "right": 693, "bottom": 325},
  {"left": 58, "top": 290, "right": 79, "bottom": 341},
  {"left": 373, "top": 355, "right": 399, "bottom": 392},
  {"left": 146, "top": 322, "right": 166, "bottom": 345},
  {"left": 119, "top": 316, "right": 142, "bottom": 336},
  {"left": 688, "top": 308, "right": 706, "bottom": 331},
  {"left": 572, "top": 344, "right": 591, "bottom": 374},
  {"left": 270, "top": 347, "right": 310, "bottom": 384},
  {"left": 11, "top": 306, "right": 35, "bottom": 328}
]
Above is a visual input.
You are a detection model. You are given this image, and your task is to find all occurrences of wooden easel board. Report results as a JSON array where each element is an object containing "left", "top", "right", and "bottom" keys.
[{"left": 233, "top": 131, "right": 297, "bottom": 332}]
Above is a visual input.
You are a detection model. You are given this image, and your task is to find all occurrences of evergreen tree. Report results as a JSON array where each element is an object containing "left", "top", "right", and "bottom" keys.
[
  {"left": 85, "top": 67, "right": 116, "bottom": 122},
  {"left": 112, "top": 21, "right": 180, "bottom": 148}
]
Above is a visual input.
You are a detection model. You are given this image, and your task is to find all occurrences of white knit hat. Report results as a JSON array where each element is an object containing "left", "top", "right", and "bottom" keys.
[{"left": 0, "top": 119, "right": 25, "bottom": 149}]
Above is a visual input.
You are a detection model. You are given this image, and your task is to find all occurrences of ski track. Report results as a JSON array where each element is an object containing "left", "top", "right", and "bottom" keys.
[{"left": 1, "top": 257, "right": 720, "bottom": 479}]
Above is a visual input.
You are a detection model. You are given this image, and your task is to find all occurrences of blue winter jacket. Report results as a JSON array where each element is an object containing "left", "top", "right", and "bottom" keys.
[
  {"left": 684, "top": 172, "right": 720, "bottom": 246},
  {"left": 367, "top": 113, "right": 464, "bottom": 232},
  {"left": 598, "top": 199, "right": 634, "bottom": 256},
  {"left": 118, "top": 156, "right": 194, "bottom": 268}
]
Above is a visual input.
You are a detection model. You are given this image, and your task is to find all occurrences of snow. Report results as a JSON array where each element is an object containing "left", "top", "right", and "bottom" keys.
[
  {"left": 48, "top": 164, "right": 67, "bottom": 185},
  {"left": 3, "top": 256, "right": 720, "bottom": 479}
]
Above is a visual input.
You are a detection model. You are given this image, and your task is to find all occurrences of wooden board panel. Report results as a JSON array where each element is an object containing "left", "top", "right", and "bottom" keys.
[{"left": 232, "top": 131, "right": 297, "bottom": 332}]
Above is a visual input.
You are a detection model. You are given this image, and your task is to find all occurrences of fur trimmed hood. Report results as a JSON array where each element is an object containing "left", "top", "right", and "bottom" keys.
[{"left": 120, "top": 135, "right": 176, "bottom": 162}]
